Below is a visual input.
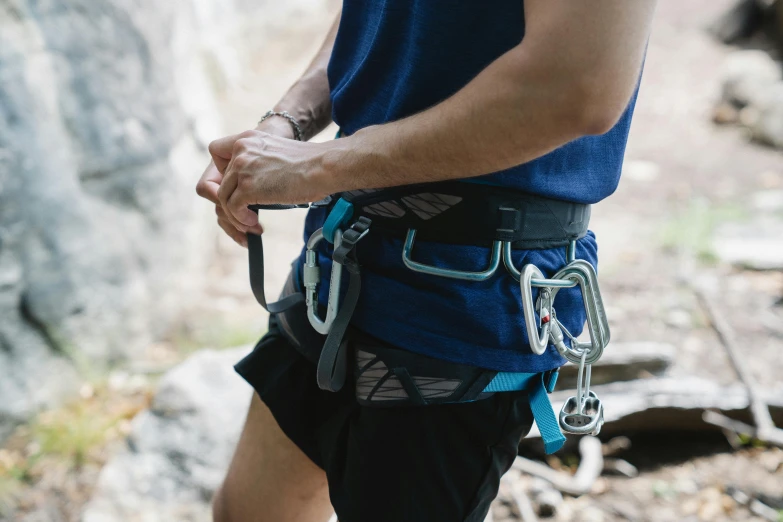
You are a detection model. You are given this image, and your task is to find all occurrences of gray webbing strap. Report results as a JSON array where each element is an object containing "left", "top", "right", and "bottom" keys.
[
  {"left": 315, "top": 217, "right": 371, "bottom": 391},
  {"left": 247, "top": 232, "right": 304, "bottom": 314}
]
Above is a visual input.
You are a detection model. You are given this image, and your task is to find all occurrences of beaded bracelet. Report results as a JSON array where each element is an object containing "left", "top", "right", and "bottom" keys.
[{"left": 258, "top": 110, "right": 304, "bottom": 141}]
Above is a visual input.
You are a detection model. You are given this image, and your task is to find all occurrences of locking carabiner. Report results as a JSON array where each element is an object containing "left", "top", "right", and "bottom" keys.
[{"left": 304, "top": 227, "right": 344, "bottom": 335}]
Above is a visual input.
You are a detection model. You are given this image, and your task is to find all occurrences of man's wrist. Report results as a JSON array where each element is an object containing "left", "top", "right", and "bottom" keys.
[
  {"left": 311, "top": 126, "right": 388, "bottom": 198},
  {"left": 254, "top": 116, "right": 295, "bottom": 139}
]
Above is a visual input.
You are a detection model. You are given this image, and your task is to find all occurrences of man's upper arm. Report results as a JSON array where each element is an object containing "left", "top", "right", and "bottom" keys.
[{"left": 521, "top": 0, "right": 656, "bottom": 126}]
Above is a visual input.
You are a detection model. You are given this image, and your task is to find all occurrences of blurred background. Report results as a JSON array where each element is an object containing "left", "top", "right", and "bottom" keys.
[{"left": 0, "top": 0, "right": 782, "bottom": 521}]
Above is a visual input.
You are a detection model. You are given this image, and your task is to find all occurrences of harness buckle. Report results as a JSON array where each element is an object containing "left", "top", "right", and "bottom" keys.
[{"left": 333, "top": 217, "right": 372, "bottom": 271}]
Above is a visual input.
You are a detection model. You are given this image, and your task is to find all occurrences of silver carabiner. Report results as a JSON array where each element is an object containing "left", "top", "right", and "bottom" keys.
[
  {"left": 520, "top": 265, "right": 552, "bottom": 355},
  {"left": 402, "top": 229, "right": 501, "bottom": 282},
  {"left": 303, "top": 227, "right": 344, "bottom": 334},
  {"left": 549, "top": 260, "right": 610, "bottom": 365}
]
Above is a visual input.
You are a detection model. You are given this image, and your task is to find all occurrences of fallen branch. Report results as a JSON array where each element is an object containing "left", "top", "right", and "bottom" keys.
[
  {"left": 603, "top": 458, "right": 639, "bottom": 478},
  {"left": 703, "top": 410, "right": 783, "bottom": 446},
  {"left": 727, "top": 486, "right": 780, "bottom": 522},
  {"left": 508, "top": 484, "right": 539, "bottom": 522},
  {"left": 602, "top": 436, "right": 631, "bottom": 457},
  {"left": 694, "top": 287, "right": 783, "bottom": 448},
  {"left": 513, "top": 436, "right": 603, "bottom": 496}
]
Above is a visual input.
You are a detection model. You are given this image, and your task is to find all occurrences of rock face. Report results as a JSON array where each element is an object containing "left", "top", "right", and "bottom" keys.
[
  {"left": 82, "top": 347, "right": 252, "bottom": 522},
  {"left": 714, "top": 50, "right": 783, "bottom": 148},
  {"left": 0, "top": 0, "right": 224, "bottom": 440}
]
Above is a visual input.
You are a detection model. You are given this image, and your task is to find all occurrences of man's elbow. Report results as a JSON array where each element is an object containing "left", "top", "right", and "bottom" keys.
[{"left": 566, "top": 79, "right": 634, "bottom": 136}]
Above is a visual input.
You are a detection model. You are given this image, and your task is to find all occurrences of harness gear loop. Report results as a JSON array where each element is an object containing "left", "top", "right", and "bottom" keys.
[{"left": 403, "top": 229, "right": 502, "bottom": 282}]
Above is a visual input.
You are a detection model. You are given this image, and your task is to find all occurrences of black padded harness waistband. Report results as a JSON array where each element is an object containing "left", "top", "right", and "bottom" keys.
[{"left": 338, "top": 181, "right": 590, "bottom": 248}]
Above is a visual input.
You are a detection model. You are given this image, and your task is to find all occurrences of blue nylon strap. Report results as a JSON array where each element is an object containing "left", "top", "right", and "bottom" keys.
[
  {"left": 546, "top": 370, "right": 559, "bottom": 393},
  {"left": 483, "top": 372, "right": 537, "bottom": 392},
  {"left": 483, "top": 370, "right": 565, "bottom": 454},
  {"left": 530, "top": 373, "right": 566, "bottom": 454},
  {"left": 323, "top": 198, "right": 354, "bottom": 244}
]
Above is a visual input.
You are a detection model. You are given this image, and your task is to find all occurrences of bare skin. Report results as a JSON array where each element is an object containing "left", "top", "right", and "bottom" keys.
[
  {"left": 196, "top": 14, "right": 339, "bottom": 245},
  {"left": 209, "top": 0, "right": 657, "bottom": 234},
  {"left": 202, "top": 2, "right": 658, "bottom": 521},
  {"left": 212, "top": 394, "right": 335, "bottom": 522},
  {"left": 207, "top": 15, "right": 340, "bottom": 522}
]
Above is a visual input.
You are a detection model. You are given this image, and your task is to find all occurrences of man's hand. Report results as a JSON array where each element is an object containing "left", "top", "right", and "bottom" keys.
[
  {"left": 208, "top": 131, "right": 330, "bottom": 232},
  {"left": 196, "top": 118, "right": 295, "bottom": 246}
]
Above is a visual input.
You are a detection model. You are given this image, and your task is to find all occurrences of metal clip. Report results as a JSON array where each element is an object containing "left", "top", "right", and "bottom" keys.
[
  {"left": 520, "top": 265, "right": 552, "bottom": 355},
  {"left": 559, "top": 350, "right": 604, "bottom": 435},
  {"left": 548, "top": 259, "right": 610, "bottom": 365},
  {"left": 304, "top": 227, "right": 344, "bottom": 335}
]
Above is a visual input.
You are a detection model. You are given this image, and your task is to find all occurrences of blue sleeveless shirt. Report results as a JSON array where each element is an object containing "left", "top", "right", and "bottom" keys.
[{"left": 298, "top": 0, "right": 640, "bottom": 372}]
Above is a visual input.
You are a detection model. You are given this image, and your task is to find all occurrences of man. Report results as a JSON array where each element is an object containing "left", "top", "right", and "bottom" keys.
[{"left": 196, "top": 2, "right": 656, "bottom": 521}]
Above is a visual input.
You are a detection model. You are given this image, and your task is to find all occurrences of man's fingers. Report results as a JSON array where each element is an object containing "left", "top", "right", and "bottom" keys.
[
  {"left": 218, "top": 217, "right": 248, "bottom": 248},
  {"left": 195, "top": 161, "right": 223, "bottom": 204},
  {"left": 216, "top": 205, "right": 263, "bottom": 236},
  {"left": 226, "top": 188, "right": 261, "bottom": 229},
  {"left": 196, "top": 179, "right": 221, "bottom": 204},
  {"left": 216, "top": 206, "right": 248, "bottom": 247},
  {"left": 217, "top": 154, "right": 247, "bottom": 231},
  {"left": 209, "top": 134, "right": 241, "bottom": 173}
]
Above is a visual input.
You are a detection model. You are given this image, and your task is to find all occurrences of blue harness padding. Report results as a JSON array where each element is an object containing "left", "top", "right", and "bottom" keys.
[
  {"left": 323, "top": 198, "right": 354, "bottom": 244},
  {"left": 484, "top": 371, "right": 565, "bottom": 454}
]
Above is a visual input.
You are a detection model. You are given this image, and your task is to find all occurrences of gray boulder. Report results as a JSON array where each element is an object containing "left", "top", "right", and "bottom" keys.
[
  {"left": 715, "top": 50, "right": 783, "bottom": 147},
  {"left": 82, "top": 347, "right": 253, "bottom": 522},
  {"left": 0, "top": 0, "right": 223, "bottom": 437}
]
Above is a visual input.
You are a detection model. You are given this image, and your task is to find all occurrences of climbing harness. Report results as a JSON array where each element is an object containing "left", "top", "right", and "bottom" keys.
[{"left": 246, "top": 179, "right": 609, "bottom": 453}]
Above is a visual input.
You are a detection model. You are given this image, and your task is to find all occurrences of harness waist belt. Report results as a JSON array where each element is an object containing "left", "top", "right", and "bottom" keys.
[{"left": 337, "top": 181, "right": 591, "bottom": 249}]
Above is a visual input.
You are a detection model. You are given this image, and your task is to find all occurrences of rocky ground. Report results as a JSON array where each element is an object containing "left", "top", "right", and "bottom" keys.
[{"left": 1, "top": 0, "right": 782, "bottom": 521}]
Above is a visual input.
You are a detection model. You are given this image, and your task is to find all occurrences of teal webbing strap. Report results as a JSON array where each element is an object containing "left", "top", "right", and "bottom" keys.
[
  {"left": 483, "top": 372, "right": 537, "bottom": 393},
  {"left": 323, "top": 198, "right": 354, "bottom": 245},
  {"left": 529, "top": 373, "right": 566, "bottom": 454}
]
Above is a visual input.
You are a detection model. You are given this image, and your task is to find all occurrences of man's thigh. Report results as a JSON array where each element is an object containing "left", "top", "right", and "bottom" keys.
[
  {"left": 213, "top": 393, "right": 334, "bottom": 522},
  {"left": 322, "top": 392, "right": 534, "bottom": 522}
]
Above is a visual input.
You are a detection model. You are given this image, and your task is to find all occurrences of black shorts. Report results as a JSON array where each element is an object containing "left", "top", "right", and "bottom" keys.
[{"left": 235, "top": 316, "right": 535, "bottom": 522}]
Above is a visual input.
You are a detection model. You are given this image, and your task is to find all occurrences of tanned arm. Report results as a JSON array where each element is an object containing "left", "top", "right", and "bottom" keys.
[
  {"left": 196, "top": 12, "right": 340, "bottom": 244},
  {"left": 210, "top": 1, "right": 657, "bottom": 233}
]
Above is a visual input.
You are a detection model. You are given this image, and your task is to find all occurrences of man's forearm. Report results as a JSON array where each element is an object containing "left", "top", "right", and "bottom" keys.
[
  {"left": 267, "top": 13, "right": 340, "bottom": 141},
  {"left": 209, "top": 1, "right": 657, "bottom": 226},
  {"left": 314, "top": 1, "right": 655, "bottom": 195}
]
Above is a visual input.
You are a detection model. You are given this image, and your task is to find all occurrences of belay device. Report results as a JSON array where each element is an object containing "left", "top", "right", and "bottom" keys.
[{"left": 245, "top": 180, "right": 609, "bottom": 454}]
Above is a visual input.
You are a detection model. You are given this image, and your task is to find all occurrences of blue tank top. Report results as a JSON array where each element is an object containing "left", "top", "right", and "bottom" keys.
[{"left": 298, "top": 0, "right": 640, "bottom": 372}]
